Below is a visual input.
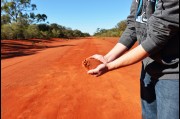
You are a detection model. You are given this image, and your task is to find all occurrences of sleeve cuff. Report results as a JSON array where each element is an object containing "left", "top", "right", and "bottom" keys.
[
  {"left": 119, "top": 37, "right": 136, "bottom": 49},
  {"left": 141, "top": 37, "right": 159, "bottom": 55}
]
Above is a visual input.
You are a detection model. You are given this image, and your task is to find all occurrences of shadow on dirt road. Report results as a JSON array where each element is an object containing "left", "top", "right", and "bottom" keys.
[{"left": 1, "top": 39, "right": 76, "bottom": 59}]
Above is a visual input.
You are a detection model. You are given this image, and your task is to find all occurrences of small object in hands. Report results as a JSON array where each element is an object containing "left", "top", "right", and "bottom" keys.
[{"left": 82, "top": 57, "right": 102, "bottom": 70}]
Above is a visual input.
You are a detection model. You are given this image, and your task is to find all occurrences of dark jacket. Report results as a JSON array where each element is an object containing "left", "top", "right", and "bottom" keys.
[{"left": 119, "top": 0, "right": 179, "bottom": 79}]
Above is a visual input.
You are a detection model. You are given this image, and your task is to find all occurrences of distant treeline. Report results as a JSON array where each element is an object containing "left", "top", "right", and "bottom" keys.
[
  {"left": 1, "top": 0, "right": 90, "bottom": 40},
  {"left": 1, "top": 23, "right": 91, "bottom": 40},
  {"left": 1, "top": 0, "right": 126, "bottom": 40},
  {"left": 93, "top": 20, "right": 127, "bottom": 37}
]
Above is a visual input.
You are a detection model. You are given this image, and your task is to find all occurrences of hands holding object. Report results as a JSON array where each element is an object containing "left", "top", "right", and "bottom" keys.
[{"left": 82, "top": 54, "right": 109, "bottom": 77}]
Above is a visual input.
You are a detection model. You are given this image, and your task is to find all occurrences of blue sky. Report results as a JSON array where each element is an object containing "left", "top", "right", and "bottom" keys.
[{"left": 32, "top": 0, "right": 132, "bottom": 35}]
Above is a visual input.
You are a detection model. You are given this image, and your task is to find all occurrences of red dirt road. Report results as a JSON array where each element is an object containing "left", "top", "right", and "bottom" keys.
[{"left": 2, "top": 37, "right": 142, "bottom": 119}]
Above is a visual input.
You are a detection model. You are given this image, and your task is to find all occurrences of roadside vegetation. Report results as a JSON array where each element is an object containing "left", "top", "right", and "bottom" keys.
[
  {"left": 1, "top": 0, "right": 90, "bottom": 40},
  {"left": 93, "top": 20, "right": 127, "bottom": 37},
  {"left": 1, "top": 0, "right": 126, "bottom": 40}
]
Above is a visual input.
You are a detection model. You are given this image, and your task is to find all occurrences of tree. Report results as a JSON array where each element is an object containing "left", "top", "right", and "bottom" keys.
[
  {"left": 73, "top": 30, "right": 82, "bottom": 37},
  {"left": 24, "top": 24, "right": 40, "bottom": 39},
  {"left": 1, "top": 0, "right": 47, "bottom": 24},
  {"left": 30, "top": 13, "right": 47, "bottom": 23},
  {"left": 37, "top": 24, "right": 50, "bottom": 31},
  {"left": 1, "top": 14, "right": 11, "bottom": 24},
  {"left": 116, "top": 20, "right": 127, "bottom": 31},
  {"left": 94, "top": 20, "right": 127, "bottom": 37}
]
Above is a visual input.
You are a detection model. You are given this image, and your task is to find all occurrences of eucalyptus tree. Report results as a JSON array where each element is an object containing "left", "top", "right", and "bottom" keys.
[{"left": 1, "top": 0, "right": 47, "bottom": 24}]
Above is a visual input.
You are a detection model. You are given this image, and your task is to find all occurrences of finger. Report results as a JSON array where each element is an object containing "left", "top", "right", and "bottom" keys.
[
  {"left": 87, "top": 69, "right": 93, "bottom": 74},
  {"left": 87, "top": 69, "right": 97, "bottom": 75},
  {"left": 91, "top": 55, "right": 107, "bottom": 64},
  {"left": 91, "top": 54, "right": 101, "bottom": 60},
  {"left": 95, "top": 74, "right": 100, "bottom": 77},
  {"left": 88, "top": 54, "right": 96, "bottom": 59}
]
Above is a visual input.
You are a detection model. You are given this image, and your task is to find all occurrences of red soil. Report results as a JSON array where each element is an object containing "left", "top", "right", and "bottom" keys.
[
  {"left": 1, "top": 37, "right": 142, "bottom": 119},
  {"left": 82, "top": 57, "right": 103, "bottom": 70}
]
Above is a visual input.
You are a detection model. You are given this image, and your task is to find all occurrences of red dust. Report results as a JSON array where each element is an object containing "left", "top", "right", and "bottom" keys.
[
  {"left": 2, "top": 37, "right": 142, "bottom": 119},
  {"left": 82, "top": 57, "right": 103, "bottom": 70}
]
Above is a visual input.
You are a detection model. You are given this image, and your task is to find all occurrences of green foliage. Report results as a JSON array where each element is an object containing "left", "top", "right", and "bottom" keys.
[
  {"left": 39, "top": 31, "right": 51, "bottom": 39},
  {"left": 35, "top": 14, "right": 47, "bottom": 23},
  {"left": 1, "top": 22, "right": 26, "bottom": 39},
  {"left": 11, "top": 22, "right": 26, "bottom": 39},
  {"left": 1, "top": 0, "right": 90, "bottom": 40},
  {"left": 51, "top": 29, "right": 60, "bottom": 38},
  {"left": 116, "top": 20, "right": 127, "bottom": 31},
  {"left": 94, "top": 20, "right": 127, "bottom": 37},
  {"left": 1, "top": 22, "right": 90, "bottom": 40},
  {"left": 1, "top": 24, "right": 14, "bottom": 39},
  {"left": 24, "top": 24, "right": 40, "bottom": 39},
  {"left": 37, "top": 24, "right": 50, "bottom": 31},
  {"left": 1, "top": 0, "right": 47, "bottom": 24},
  {"left": 1, "top": 14, "right": 11, "bottom": 24}
]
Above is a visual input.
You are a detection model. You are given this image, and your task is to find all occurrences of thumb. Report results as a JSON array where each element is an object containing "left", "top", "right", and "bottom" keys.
[
  {"left": 87, "top": 69, "right": 99, "bottom": 75},
  {"left": 87, "top": 70, "right": 94, "bottom": 74}
]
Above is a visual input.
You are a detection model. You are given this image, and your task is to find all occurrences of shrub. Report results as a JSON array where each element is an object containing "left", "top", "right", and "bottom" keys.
[
  {"left": 1, "top": 24, "right": 14, "bottom": 39},
  {"left": 51, "top": 29, "right": 60, "bottom": 38},
  {"left": 11, "top": 22, "right": 26, "bottom": 39},
  {"left": 24, "top": 25, "right": 40, "bottom": 39},
  {"left": 39, "top": 31, "right": 51, "bottom": 39}
]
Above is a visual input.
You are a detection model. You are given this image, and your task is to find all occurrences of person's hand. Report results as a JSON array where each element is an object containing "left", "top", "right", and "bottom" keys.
[
  {"left": 87, "top": 63, "right": 108, "bottom": 77},
  {"left": 90, "top": 54, "right": 108, "bottom": 64}
]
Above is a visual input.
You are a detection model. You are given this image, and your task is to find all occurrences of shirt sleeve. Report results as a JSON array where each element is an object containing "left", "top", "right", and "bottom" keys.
[
  {"left": 141, "top": 0, "right": 179, "bottom": 55},
  {"left": 119, "top": 0, "right": 137, "bottom": 49}
]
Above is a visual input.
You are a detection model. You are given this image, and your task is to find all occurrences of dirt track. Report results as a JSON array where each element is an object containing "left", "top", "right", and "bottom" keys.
[{"left": 2, "top": 37, "right": 142, "bottom": 119}]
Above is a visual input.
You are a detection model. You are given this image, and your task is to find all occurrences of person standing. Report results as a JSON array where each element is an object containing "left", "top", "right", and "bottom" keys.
[{"left": 87, "top": 0, "right": 179, "bottom": 119}]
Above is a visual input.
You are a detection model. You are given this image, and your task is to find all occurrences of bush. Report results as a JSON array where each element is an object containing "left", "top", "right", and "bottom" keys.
[
  {"left": 93, "top": 20, "right": 127, "bottom": 37},
  {"left": 11, "top": 22, "right": 26, "bottom": 39},
  {"left": 1, "top": 22, "right": 27, "bottom": 39},
  {"left": 1, "top": 24, "right": 14, "bottom": 39},
  {"left": 51, "top": 29, "right": 60, "bottom": 38},
  {"left": 1, "top": 22, "right": 90, "bottom": 40},
  {"left": 24, "top": 25, "right": 40, "bottom": 39},
  {"left": 39, "top": 31, "right": 51, "bottom": 39},
  {"left": 37, "top": 24, "right": 50, "bottom": 31}
]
